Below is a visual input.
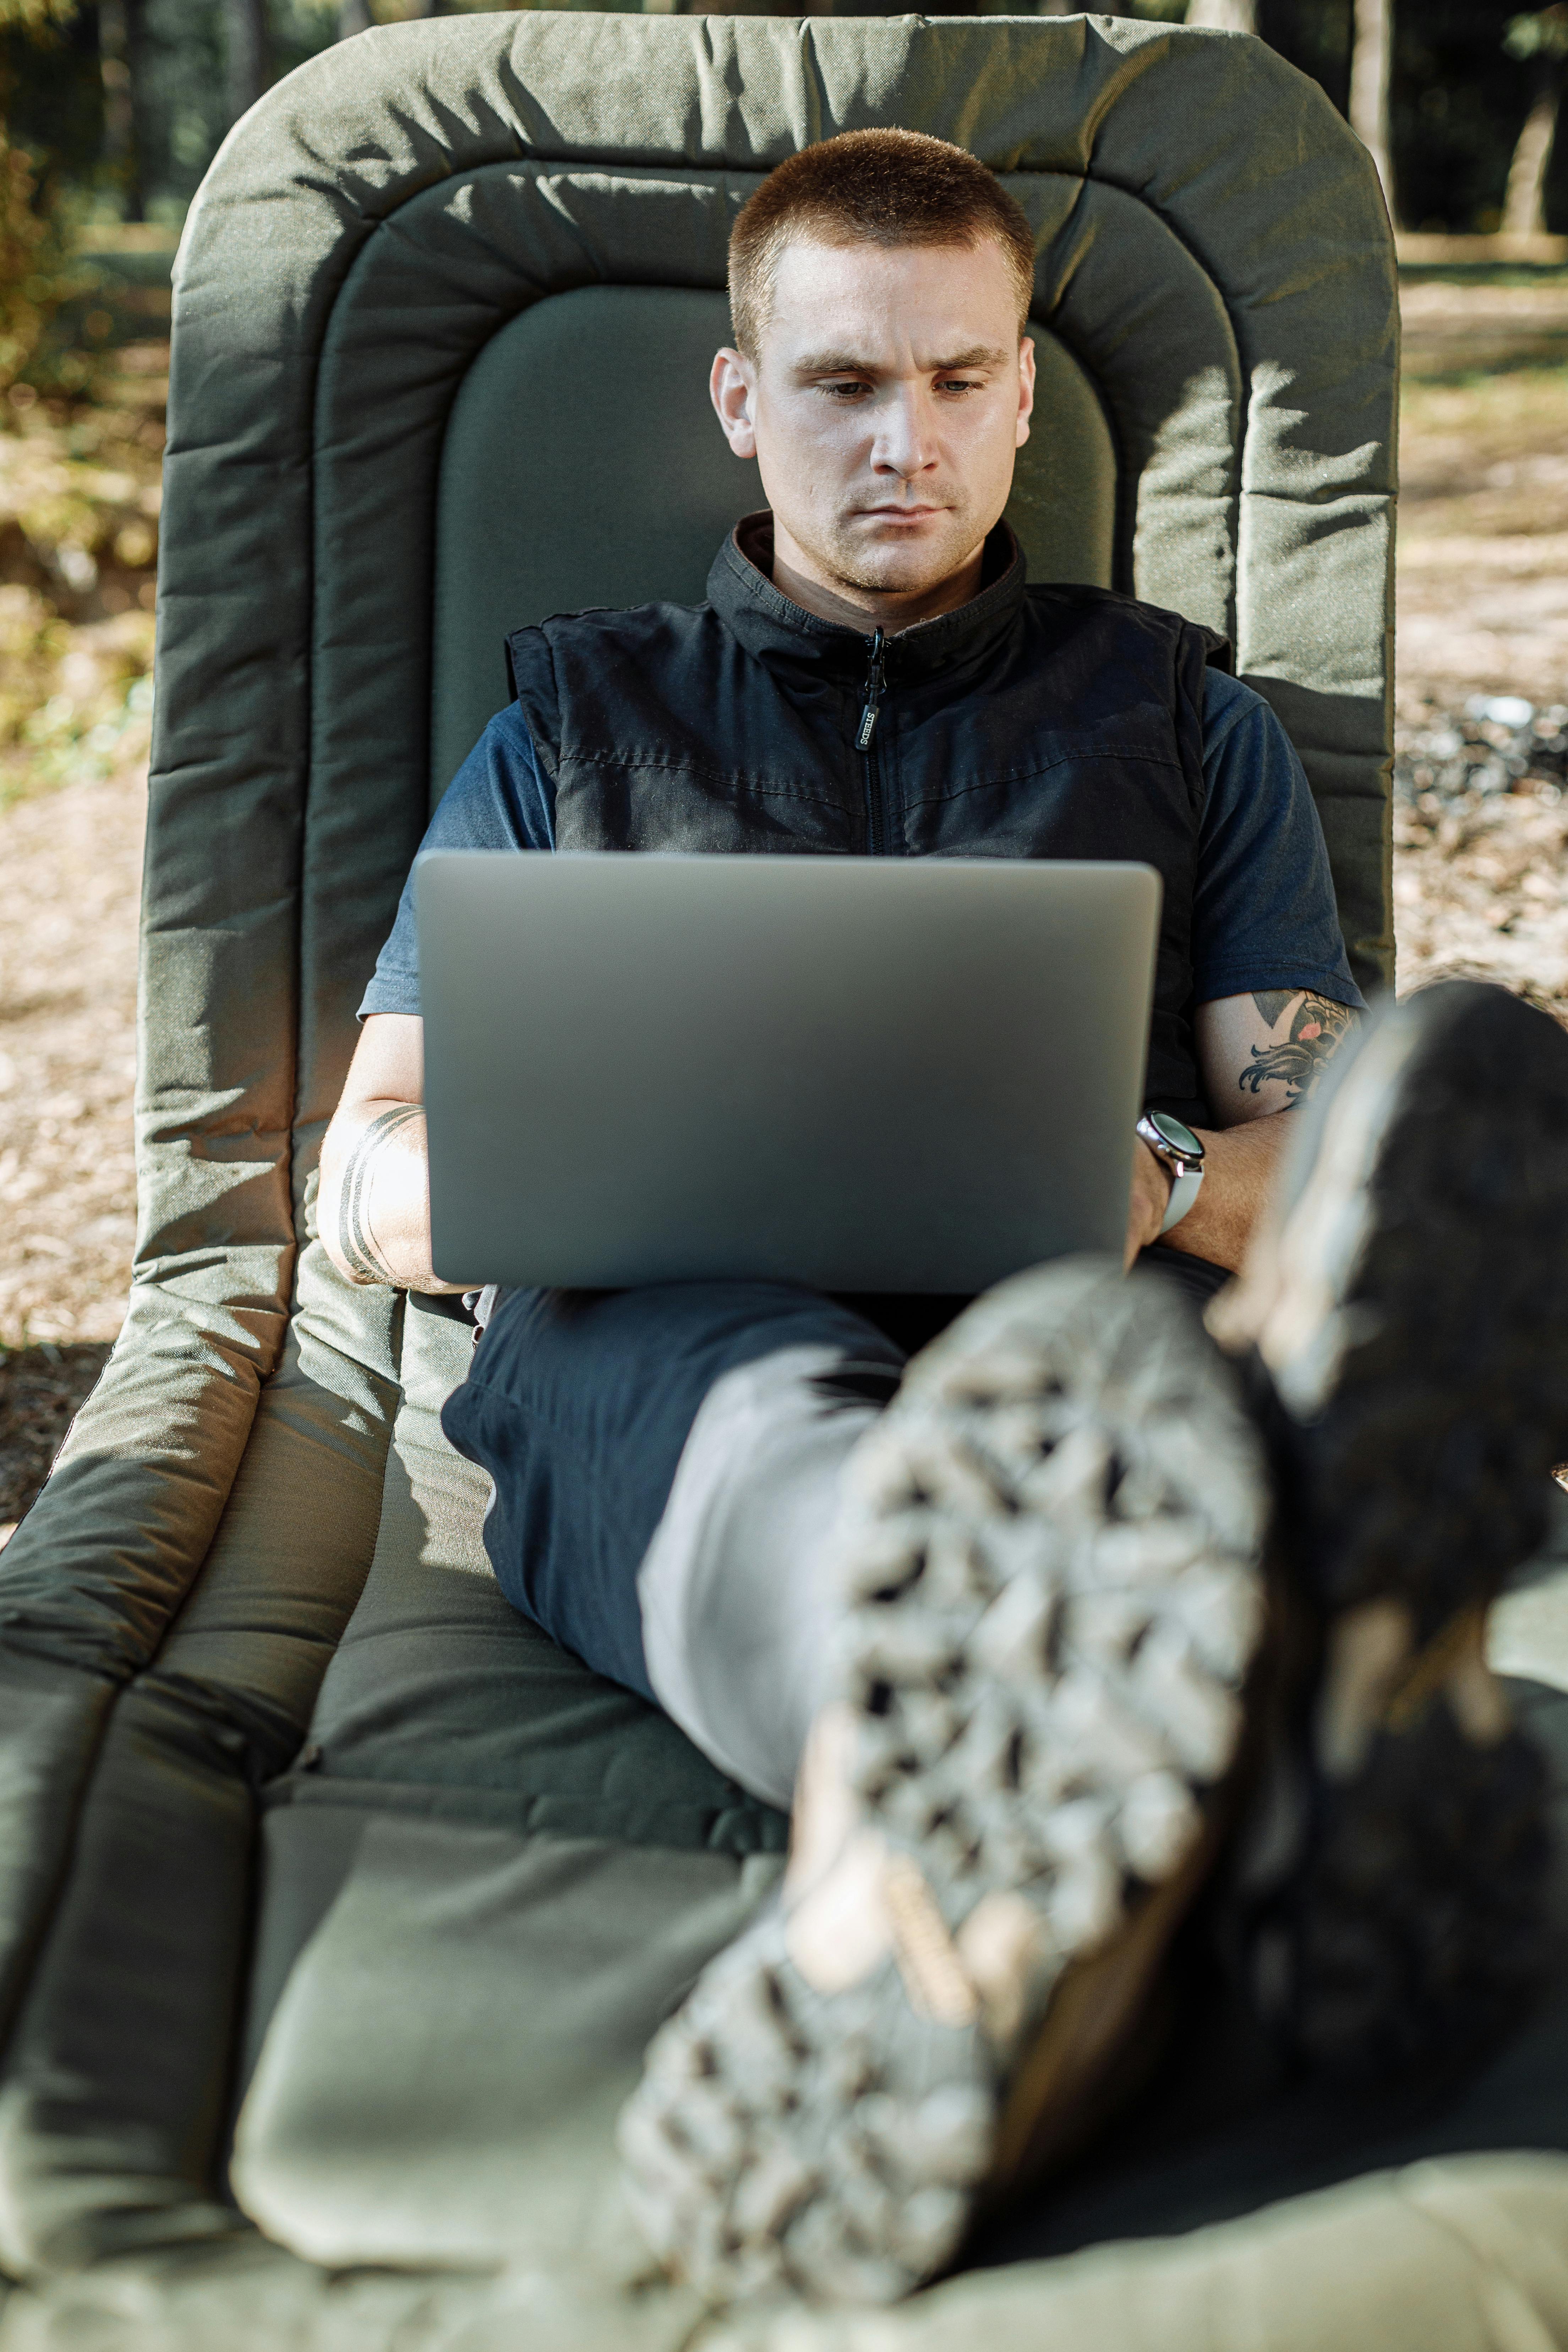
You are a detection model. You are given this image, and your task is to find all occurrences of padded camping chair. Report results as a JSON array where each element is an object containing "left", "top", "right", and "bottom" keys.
[{"left": 4, "top": 14, "right": 1568, "bottom": 2347}]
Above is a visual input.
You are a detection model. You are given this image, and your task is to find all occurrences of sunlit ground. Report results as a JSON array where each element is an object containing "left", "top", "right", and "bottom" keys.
[{"left": 1393, "top": 277, "right": 1568, "bottom": 1012}]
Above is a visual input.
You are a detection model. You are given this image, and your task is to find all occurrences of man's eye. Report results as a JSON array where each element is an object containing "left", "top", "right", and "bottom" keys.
[
  {"left": 820, "top": 380, "right": 869, "bottom": 399},
  {"left": 936, "top": 377, "right": 982, "bottom": 395}
]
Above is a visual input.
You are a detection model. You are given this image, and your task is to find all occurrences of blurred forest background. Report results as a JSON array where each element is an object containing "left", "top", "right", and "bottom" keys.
[
  {"left": 6, "top": 0, "right": 1568, "bottom": 236},
  {"left": 2, "top": 0, "right": 1568, "bottom": 1529}
]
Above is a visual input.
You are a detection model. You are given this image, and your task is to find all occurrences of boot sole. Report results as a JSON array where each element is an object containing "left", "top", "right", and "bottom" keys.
[
  {"left": 1242, "top": 983, "right": 1568, "bottom": 2077},
  {"left": 619, "top": 1257, "right": 1269, "bottom": 2306}
]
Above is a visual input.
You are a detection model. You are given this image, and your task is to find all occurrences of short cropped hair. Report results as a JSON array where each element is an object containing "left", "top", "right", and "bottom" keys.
[{"left": 728, "top": 129, "right": 1036, "bottom": 359}]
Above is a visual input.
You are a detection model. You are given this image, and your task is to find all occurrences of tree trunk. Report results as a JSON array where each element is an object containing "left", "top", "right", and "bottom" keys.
[
  {"left": 1186, "top": 0, "right": 1257, "bottom": 32},
  {"left": 1504, "top": 67, "right": 1562, "bottom": 238},
  {"left": 1348, "top": 0, "right": 1397, "bottom": 226},
  {"left": 224, "top": 0, "right": 270, "bottom": 122},
  {"left": 99, "top": 0, "right": 144, "bottom": 221}
]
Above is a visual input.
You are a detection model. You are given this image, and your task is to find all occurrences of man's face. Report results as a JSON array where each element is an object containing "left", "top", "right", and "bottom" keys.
[{"left": 711, "top": 235, "right": 1034, "bottom": 616}]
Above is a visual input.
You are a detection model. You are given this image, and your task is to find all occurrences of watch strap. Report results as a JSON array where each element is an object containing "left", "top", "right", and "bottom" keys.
[
  {"left": 1160, "top": 1164, "right": 1203, "bottom": 1234},
  {"left": 1136, "top": 1113, "right": 1206, "bottom": 1237}
]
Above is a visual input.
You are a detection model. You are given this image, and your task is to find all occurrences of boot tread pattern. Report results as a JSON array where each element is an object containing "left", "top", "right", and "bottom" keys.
[{"left": 620, "top": 1261, "right": 1268, "bottom": 2307}]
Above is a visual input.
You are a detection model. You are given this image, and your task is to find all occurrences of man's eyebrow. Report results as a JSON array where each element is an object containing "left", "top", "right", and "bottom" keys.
[
  {"left": 792, "top": 344, "right": 1010, "bottom": 376},
  {"left": 929, "top": 345, "right": 1009, "bottom": 371},
  {"left": 793, "top": 351, "right": 877, "bottom": 376}
]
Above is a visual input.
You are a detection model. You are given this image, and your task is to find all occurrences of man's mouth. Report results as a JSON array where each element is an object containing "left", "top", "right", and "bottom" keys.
[{"left": 854, "top": 504, "right": 949, "bottom": 525}]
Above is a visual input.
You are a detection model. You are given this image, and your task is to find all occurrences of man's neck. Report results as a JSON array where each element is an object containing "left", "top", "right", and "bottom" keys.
[{"left": 767, "top": 523, "right": 987, "bottom": 637}]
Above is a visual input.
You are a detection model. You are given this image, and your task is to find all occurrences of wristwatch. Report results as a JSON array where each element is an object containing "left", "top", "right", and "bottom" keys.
[{"left": 1135, "top": 1111, "right": 1207, "bottom": 1235}]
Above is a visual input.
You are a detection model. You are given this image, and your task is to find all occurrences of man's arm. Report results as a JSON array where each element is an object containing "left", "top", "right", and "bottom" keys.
[
  {"left": 317, "top": 1013, "right": 472, "bottom": 1293},
  {"left": 1126, "top": 988, "right": 1360, "bottom": 1274}
]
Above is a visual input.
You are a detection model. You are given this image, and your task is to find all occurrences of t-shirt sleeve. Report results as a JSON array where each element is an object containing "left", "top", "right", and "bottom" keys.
[
  {"left": 1192, "top": 671, "right": 1366, "bottom": 1012},
  {"left": 357, "top": 704, "right": 555, "bottom": 1021}
]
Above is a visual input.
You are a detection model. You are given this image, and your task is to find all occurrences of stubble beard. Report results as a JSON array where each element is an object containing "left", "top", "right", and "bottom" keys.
[{"left": 808, "top": 498, "right": 978, "bottom": 603}]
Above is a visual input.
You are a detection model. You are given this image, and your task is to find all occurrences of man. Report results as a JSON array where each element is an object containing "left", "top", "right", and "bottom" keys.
[{"left": 319, "top": 132, "right": 1568, "bottom": 2307}]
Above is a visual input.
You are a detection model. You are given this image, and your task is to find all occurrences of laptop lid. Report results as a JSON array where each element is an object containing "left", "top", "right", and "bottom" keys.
[{"left": 418, "top": 852, "right": 1160, "bottom": 1295}]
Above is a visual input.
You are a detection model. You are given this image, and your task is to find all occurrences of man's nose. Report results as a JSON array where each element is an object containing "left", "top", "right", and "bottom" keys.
[{"left": 870, "top": 386, "right": 939, "bottom": 478}]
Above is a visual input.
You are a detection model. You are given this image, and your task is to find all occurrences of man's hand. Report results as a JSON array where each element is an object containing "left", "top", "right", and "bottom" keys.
[
  {"left": 317, "top": 1013, "right": 473, "bottom": 1294},
  {"left": 1127, "top": 988, "right": 1360, "bottom": 1276},
  {"left": 1152, "top": 1114, "right": 1295, "bottom": 1274}
]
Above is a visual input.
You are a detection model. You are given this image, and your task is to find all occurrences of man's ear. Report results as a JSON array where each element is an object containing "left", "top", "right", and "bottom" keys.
[
  {"left": 710, "top": 347, "right": 759, "bottom": 462},
  {"left": 1015, "top": 332, "right": 1036, "bottom": 451}
]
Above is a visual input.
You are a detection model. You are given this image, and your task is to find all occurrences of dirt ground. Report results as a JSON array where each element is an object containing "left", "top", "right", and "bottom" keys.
[
  {"left": 2, "top": 271, "right": 1568, "bottom": 1533},
  {"left": 1398, "top": 280, "right": 1568, "bottom": 715},
  {"left": 0, "top": 744, "right": 144, "bottom": 1353},
  {"left": 0, "top": 748, "right": 143, "bottom": 1538},
  {"left": 1392, "top": 277, "right": 1568, "bottom": 1010}
]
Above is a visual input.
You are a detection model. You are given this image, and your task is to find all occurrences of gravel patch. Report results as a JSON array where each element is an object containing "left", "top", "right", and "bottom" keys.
[
  {"left": 1394, "top": 696, "right": 1568, "bottom": 1017},
  {"left": 0, "top": 753, "right": 144, "bottom": 1352}
]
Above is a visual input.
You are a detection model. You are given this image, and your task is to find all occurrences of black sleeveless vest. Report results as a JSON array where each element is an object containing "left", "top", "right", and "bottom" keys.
[{"left": 507, "top": 516, "right": 1225, "bottom": 1125}]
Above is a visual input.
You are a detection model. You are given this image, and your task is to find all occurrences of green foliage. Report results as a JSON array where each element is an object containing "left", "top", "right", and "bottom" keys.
[
  {"left": 0, "top": 0, "right": 76, "bottom": 38},
  {"left": 0, "top": 3, "right": 111, "bottom": 218},
  {"left": 0, "top": 402, "right": 160, "bottom": 803},
  {"left": 1505, "top": 6, "right": 1568, "bottom": 62},
  {"left": 0, "top": 134, "right": 98, "bottom": 398}
]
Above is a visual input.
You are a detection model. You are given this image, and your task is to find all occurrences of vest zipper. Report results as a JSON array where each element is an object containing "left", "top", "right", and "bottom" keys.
[{"left": 856, "top": 626, "right": 887, "bottom": 853}]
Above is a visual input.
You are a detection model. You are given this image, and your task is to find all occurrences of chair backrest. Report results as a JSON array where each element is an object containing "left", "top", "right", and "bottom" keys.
[
  {"left": 0, "top": 21, "right": 1403, "bottom": 2306},
  {"left": 147, "top": 10, "right": 1397, "bottom": 1308},
  {"left": 432, "top": 288, "right": 1116, "bottom": 804}
]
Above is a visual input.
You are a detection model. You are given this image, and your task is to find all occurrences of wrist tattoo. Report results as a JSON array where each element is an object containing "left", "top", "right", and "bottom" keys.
[
  {"left": 337, "top": 1103, "right": 422, "bottom": 1284},
  {"left": 1240, "top": 991, "right": 1356, "bottom": 1105}
]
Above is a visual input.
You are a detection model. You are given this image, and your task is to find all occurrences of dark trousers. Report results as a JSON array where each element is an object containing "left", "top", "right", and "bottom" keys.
[{"left": 441, "top": 1250, "right": 1231, "bottom": 1703}]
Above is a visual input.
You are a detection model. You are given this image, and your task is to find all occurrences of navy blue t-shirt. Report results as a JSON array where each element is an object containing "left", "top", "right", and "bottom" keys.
[{"left": 361, "top": 671, "right": 1364, "bottom": 1022}]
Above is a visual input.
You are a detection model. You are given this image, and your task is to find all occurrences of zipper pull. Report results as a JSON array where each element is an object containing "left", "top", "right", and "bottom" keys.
[{"left": 855, "top": 626, "right": 886, "bottom": 753}]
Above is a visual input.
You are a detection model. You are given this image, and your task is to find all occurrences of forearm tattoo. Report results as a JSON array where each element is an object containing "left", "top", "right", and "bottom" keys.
[
  {"left": 1240, "top": 990, "right": 1356, "bottom": 1104},
  {"left": 337, "top": 1103, "right": 423, "bottom": 1283}
]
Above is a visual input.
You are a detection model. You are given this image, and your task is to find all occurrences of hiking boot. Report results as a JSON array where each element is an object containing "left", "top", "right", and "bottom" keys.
[
  {"left": 618, "top": 1257, "right": 1271, "bottom": 2307},
  {"left": 1211, "top": 979, "right": 1568, "bottom": 2080}
]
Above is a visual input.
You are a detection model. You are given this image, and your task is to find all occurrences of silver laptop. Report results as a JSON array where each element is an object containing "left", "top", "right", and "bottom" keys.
[{"left": 417, "top": 852, "right": 1160, "bottom": 1295}]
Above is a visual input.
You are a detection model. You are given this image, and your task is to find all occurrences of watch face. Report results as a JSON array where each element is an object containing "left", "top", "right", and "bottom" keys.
[{"left": 1147, "top": 1111, "right": 1204, "bottom": 1160}]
